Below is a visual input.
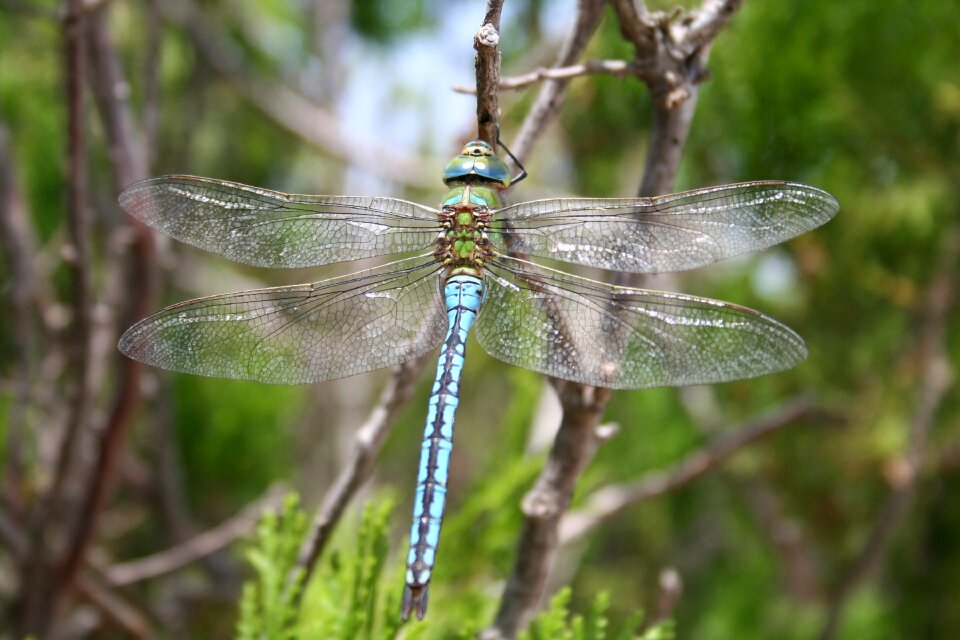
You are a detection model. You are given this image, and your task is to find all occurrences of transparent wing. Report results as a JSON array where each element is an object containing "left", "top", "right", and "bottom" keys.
[
  {"left": 491, "top": 182, "right": 838, "bottom": 273},
  {"left": 475, "top": 256, "right": 806, "bottom": 390},
  {"left": 119, "top": 175, "right": 441, "bottom": 268},
  {"left": 119, "top": 256, "right": 446, "bottom": 384}
]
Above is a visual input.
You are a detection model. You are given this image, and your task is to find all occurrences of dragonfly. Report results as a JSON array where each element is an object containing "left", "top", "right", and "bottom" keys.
[{"left": 118, "top": 140, "right": 838, "bottom": 620}]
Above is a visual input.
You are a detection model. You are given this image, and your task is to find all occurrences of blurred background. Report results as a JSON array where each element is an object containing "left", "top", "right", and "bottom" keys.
[{"left": 0, "top": 0, "right": 958, "bottom": 638}]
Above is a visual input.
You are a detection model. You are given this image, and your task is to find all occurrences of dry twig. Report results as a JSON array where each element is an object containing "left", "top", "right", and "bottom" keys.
[
  {"left": 57, "top": 8, "right": 157, "bottom": 609},
  {"left": 17, "top": 2, "right": 92, "bottom": 634},
  {"left": 75, "top": 573, "right": 157, "bottom": 639},
  {"left": 455, "top": 59, "right": 648, "bottom": 94},
  {"left": 106, "top": 485, "right": 287, "bottom": 586},
  {"left": 46, "top": 0, "right": 93, "bottom": 530},
  {"left": 474, "top": 0, "right": 505, "bottom": 145},
  {"left": 559, "top": 396, "right": 819, "bottom": 544},
  {"left": 512, "top": 0, "right": 606, "bottom": 161},
  {"left": 291, "top": 355, "right": 434, "bottom": 591},
  {"left": 482, "top": 385, "right": 611, "bottom": 640},
  {"left": 483, "top": 2, "right": 746, "bottom": 637}
]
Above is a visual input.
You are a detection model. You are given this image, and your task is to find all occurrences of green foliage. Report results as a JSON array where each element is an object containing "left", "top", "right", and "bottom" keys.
[
  {"left": 520, "top": 588, "right": 674, "bottom": 640},
  {"left": 236, "top": 495, "right": 408, "bottom": 640},
  {"left": 298, "top": 498, "right": 400, "bottom": 639},
  {"left": 351, "top": 0, "right": 432, "bottom": 43},
  {"left": 440, "top": 365, "right": 544, "bottom": 579},
  {"left": 173, "top": 375, "right": 302, "bottom": 511},
  {"left": 236, "top": 494, "right": 308, "bottom": 640}
]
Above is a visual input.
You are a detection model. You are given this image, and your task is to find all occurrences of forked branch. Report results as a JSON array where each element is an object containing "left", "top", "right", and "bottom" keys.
[
  {"left": 483, "top": 2, "right": 747, "bottom": 637},
  {"left": 560, "top": 396, "right": 820, "bottom": 544}
]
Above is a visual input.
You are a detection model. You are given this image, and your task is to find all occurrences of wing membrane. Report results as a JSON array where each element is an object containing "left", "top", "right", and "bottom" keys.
[
  {"left": 475, "top": 256, "right": 806, "bottom": 389},
  {"left": 119, "top": 256, "right": 446, "bottom": 384},
  {"left": 120, "top": 175, "right": 440, "bottom": 267},
  {"left": 491, "top": 182, "right": 838, "bottom": 273}
]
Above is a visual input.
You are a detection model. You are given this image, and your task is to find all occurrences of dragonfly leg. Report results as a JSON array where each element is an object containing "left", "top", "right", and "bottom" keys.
[{"left": 497, "top": 135, "right": 528, "bottom": 186}]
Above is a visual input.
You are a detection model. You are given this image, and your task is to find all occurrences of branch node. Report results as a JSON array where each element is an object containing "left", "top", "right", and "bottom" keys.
[
  {"left": 521, "top": 489, "right": 560, "bottom": 519},
  {"left": 665, "top": 86, "right": 691, "bottom": 109},
  {"left": 475, "top": 22, "right": 500, "bottom": 49}
]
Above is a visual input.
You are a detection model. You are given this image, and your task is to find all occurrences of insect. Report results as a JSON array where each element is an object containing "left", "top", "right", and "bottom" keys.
[{"left": 118, "top": 139, "right": 838, "bottom": 619}]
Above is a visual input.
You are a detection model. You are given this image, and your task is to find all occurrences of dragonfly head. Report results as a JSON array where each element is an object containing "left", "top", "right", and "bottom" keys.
[{"left": 443, "top": 139, "right": 511, "bottom": 188}]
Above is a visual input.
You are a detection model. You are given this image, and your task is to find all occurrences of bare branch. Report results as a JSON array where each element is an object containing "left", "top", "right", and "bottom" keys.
[
  {"left": 47, "top": 0, "right": 94, "bottom": 522},
  {"left": 58, "top": 3, "right": 157, "bottom": 608},
  {"left": 559, "top": 396, "right": 819, "bottom": 544},
  {"left": 480, "top": 3, "right": 638, "bottom": 635},
  {"left": 159, "top": 0, "right": 436, "bottom": 189},
  {"left": 819, "top": 227, "right": 958, "bottom": 640},
  {"left": 474, "top": 0, "right": 505, "bottom": 144},
  {"left": 481, "top": 385, "right": 611, "bottom": 640},
  {"left": 512, "top": 0, "right": 606, "bottom": 161},
  {"left": 105, "top": 485, "right": 287, "bottom": 586},
  {"left": 141, "top": 0, "right": 161, "bottom": 158},
  {"left": 76, "top": 572, "right": 157, "bottom": 639},
  {"left": 681, "top": 0, "right": 745, "bottom": 50},
  {"left": 607, "top": 0, "right": 657, "bottom": 57},
  {"left": 454, "top": 59, "right": 651, "bottom": 94},
  {"left": 291, "top": 354, "right": 433, "bottom": 590},
  {"left": 485, "top": 2, "right": 746, "bottom": 636},
  {"left": 17, "top": 2, "right": 92, "bottom": 634}
]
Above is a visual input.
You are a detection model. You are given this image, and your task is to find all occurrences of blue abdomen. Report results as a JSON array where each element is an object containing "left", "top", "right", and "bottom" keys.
[{"left": 400, "top": 274, "right": 482, "bottom": 621}]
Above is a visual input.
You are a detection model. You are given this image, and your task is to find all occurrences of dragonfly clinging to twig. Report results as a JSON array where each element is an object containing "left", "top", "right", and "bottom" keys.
[{"left": 118, "top": 139, "right": 838, "bottom": 620}]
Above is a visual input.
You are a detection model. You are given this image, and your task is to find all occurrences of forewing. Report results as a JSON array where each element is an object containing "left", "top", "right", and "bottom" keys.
[
  {"left": 491, "top": 182, "right": 838, "bottom": 273},
  {"left": 120, "top": 175, "right": 440, "bottom": 268},
  {"left": 475, "top": 256, "right": 807, "bottom": 390},
  {"left": 119, "top": 256, "right": 446, "bottom": 384}
]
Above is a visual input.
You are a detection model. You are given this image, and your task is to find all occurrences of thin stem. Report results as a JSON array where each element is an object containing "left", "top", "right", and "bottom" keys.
[
  {"left": 511, "top": 0, "right": 606, "bottom": 162},
  {"left": 19, "top": 1, "right": 90, "bottom": 634},
  {"left": 454, "top": 59, "right": 649, "bottom": 94},
  {"left": 474, "top": 0, "right": 505, "bottom": 145},
  {"left": 290, "top": 354, "right": 433, "bottom": 595},
  {"left": 75, "top": 573, "right": 157, "bottom": 639},
  {"left": 481, "top": 386, "right": 610, "bottom": 640},
  {"left": 106, "top": 485, "right": 287, "bottom": 586},
  {"left": 46, "top": 0, "right": 92, "bottom": 524},
  {"left": 58, "top": 3, "right": 156, "bottom": 609},
  {"left": 559, "top": 396, "right": 819, "bottom": 544}
]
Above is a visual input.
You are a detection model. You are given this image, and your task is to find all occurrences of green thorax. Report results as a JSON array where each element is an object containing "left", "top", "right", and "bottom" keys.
[
  {"left": 437, "top": 141, "right": 511, "bottom": 275},
  {"left": 436, "top": 185, "right": 497, "bottom": 274}
]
